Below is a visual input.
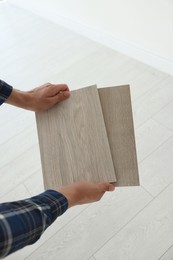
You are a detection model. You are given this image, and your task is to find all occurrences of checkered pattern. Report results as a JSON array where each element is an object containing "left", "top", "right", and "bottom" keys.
[
  {"left": 0, "top": 190, "right": 68, "bottom": 258},
  {"left": 0, "top": 80, "right": 68, "bottom": 258},
  {"left": 0, "top": 80, "right": 13, "bottom": 105}
]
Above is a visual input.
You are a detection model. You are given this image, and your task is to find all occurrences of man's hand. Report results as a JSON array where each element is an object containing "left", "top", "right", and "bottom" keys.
[
  {"left": 6, "top": 83, "right": 70, "bottom": 112},
  {"left": 57, "top": 181, "right": 115, "bottom": 208}
]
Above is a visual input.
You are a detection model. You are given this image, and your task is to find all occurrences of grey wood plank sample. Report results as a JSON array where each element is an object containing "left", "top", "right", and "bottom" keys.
[
  {"left": 36, "top": 85, "right": 116, "bottom": 189},
  {"left": 98, "top": 85, "right": 139, "bottom": 186}
]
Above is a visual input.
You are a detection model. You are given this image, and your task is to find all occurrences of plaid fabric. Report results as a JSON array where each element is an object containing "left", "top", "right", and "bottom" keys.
[
  {"left": 0, "top": 80, "right": 13, "bottom": 105},
  {"left": 0, "top": 190, "right": 68, "bottom": 258}
]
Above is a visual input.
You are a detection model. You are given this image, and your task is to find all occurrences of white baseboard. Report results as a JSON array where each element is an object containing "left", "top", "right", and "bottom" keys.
[{"left": 9, "top": 1, "right": 173, "bottom": 76}]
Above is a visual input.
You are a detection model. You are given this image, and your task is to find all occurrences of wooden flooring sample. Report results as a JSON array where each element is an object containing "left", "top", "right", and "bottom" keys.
[
  {"left": 98, "top": 85, "right": 139, "bottom": 186},
  {"left": 36, "top": 85, "right": 116, "bottom": 189}
]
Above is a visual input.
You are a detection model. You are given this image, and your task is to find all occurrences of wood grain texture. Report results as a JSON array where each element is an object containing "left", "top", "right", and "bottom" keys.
[
  {"left": 94, "top": 182, "right": 173, "bottom": 260},
  {"left": 26, "top": 188, "right": 151, "bottom": 260},
  {"left": 2, "top": 4, "right": 173, "bottom": 260},
  {"left": 98, "top": 85, "right": 139, "bottom": 186},
  {"left": 159, "top": 245, "right": 173, "bottom": 260},
  {"left": 36, "top": 85, "right": 116, "bottom": 188}
]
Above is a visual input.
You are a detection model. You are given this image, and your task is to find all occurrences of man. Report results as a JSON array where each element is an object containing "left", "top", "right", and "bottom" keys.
[{"left": 0, "top": 80, "right": 115, "bottom": 258}]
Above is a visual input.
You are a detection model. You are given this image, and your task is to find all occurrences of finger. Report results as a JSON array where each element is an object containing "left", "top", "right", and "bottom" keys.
[
  {"left": 49, "top": 85, "right": 70, "bottom": 97},
  {"left": 52, "top": 84, "right": 70, "bottom": 92},
  {"left": 58, "top": 90, "right": 70, "bottom": 96},
  {"left": 98, "top": 182, "right": 115, "bottom": 192},
  {"left": 108, "top": 184, "right": 116, "bottom": 191},
  {"left": 52, "top": 90, "right": 70, "bottom": 103}
]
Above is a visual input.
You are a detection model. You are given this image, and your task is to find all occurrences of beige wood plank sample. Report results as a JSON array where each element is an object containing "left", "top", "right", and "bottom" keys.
[
  {"left": 36, "top": 85, "right": 116, "bottom": 189},
  {"left": 98, "top": 85, "right": 139, "bottom": 186}
]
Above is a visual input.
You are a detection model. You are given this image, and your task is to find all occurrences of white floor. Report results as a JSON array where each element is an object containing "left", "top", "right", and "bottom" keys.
[{"left": 1, "top": 3, "right": 173, "bottom": 260}]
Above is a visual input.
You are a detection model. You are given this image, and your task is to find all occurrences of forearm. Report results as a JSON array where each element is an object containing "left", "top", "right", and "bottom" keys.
[
  {"left": 0, "top": 190, "right": 68, "bottom": 258},
  {"left": 5, "top": 88, "right": 31, "bottom": 110},
  {"left": 0, "top": 79, "right": 28, "bottom": 109},
  {"left": 0, "top": 79, "right": 70, "bottom": 112}
]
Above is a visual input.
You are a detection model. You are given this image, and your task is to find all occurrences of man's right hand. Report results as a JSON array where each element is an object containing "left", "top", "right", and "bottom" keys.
[{"left": 57, "top": 181, "right": 115, "bottom": 208}]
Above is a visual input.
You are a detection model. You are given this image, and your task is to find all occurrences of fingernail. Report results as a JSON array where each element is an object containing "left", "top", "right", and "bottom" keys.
[
  {"left": 63, "top": 91, "right": 70, "bottom": 97},
  {"left": 109, "top": 184, "right": 115, "bottom": 191}
]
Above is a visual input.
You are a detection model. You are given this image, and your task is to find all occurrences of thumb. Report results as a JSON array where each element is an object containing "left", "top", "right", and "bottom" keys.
[{"left": 98, "top": 182, "right": 115, "bottom": 192}]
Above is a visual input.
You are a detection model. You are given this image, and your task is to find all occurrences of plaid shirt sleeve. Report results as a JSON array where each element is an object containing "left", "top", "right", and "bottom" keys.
[
  {"left": 0, "top": 80, "right": 13, "bottom": 105},
  {"left": 0, "top": 190, "right": 68, "bottom": 258}
]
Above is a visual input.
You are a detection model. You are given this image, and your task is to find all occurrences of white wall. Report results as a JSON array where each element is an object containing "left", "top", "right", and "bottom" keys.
[{"left": 8, "top": 0, "right": 173, "bottom": 75}]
